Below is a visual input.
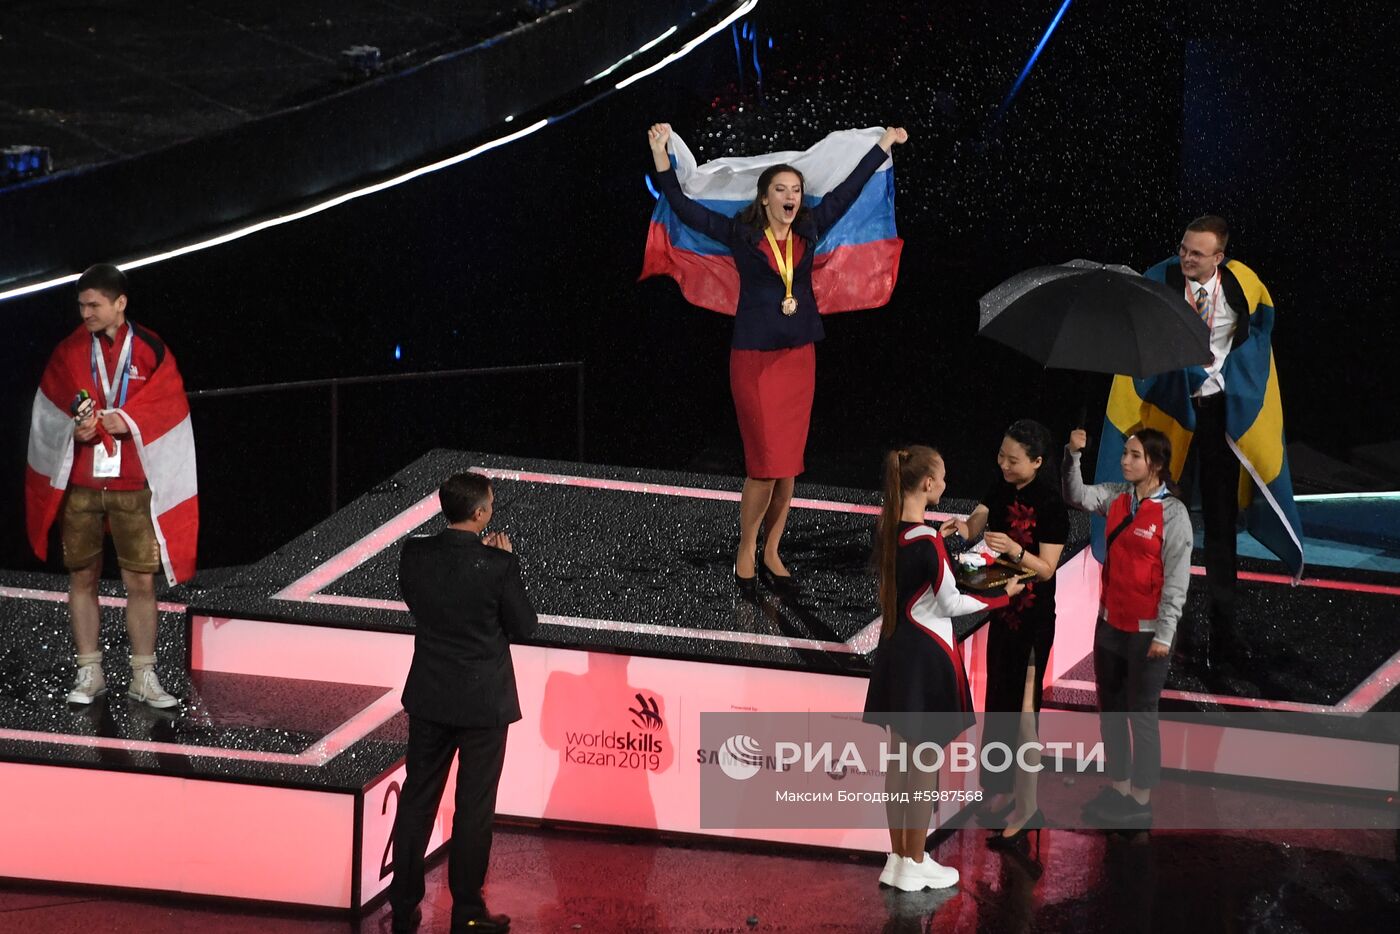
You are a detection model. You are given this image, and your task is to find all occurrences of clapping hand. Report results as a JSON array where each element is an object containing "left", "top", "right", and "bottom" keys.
[{"left": 483, "top": 531, "right": 513, "bottom": 553}]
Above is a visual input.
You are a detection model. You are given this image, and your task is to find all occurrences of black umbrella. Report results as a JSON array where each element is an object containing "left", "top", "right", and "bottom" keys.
[{"left": 977, "top": 260, "right": 1212, "bottom": 378}]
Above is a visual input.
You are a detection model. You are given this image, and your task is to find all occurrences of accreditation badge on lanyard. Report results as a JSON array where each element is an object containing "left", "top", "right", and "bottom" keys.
[{"left": 90, "top": 330, "right": 134, "bottom": 479}]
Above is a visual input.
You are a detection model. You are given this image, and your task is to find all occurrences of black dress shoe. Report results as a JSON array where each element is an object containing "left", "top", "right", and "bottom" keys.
[
  {"left": 452, "top": 912, "right": 511, "bottom": 933},
  {"left": 1103, "top": 796, "right": 1152, "bottom": 829},
  {"left": 734, "top": 566, "right": 758, "bottom": 598},
  {"left": 1080, "top": 786, "right": 1128, "bottom": 824},
  {"left": 391, "top": 906, "right": 422, "bottom": 933},
  {"left": 975, "top": 799, "right": 1016, "bottom": 829},
  {"left": 987, "top": 809, "right": 1044, "bottom": 856},
  {"left": 758, "top": 558, "right": 798, "bottom": 596}
]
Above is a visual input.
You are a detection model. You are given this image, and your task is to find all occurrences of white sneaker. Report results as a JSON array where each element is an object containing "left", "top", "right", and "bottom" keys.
[
  {"left": 914, "top": 852, "right": 959, "bottom": 889},
  {"left": 66, "top": 664, "right": 107, "bottom": 704},
  {"left": 127, "top": 668, "right": 179, "bottom": 709},
  {"left": 889, "top": 856, "right": 931, "bottom": 892},
  {"left": 878, "top": 852, "right": 899, "bottom": 886}
]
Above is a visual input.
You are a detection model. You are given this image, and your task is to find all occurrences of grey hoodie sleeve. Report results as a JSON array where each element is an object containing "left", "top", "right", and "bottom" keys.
[
  {"left": 1152, "top": 497, "right": 1194, "bottom": 647},
  {"left": 1061, "top": 446, "right": 1128, "bottom": 517}
]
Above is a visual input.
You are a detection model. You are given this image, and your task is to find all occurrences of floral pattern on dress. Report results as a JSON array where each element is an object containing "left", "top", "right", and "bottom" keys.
[{"left": 998, "top": 499, "right": 1038, "bottom": 630}]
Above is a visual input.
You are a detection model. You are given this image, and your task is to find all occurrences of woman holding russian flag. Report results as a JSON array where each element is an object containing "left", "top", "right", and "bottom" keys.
[{"left": 646, "top": 122, "right": 907, "bottom": 594}]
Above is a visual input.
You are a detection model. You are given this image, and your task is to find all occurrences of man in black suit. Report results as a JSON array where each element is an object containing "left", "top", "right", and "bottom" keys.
[
  {"left": 390, "top": 472, "right": 537, "bottom": 933},
  {"left": 1170, "top": 215, "right": 1251, "bottom": 668}
]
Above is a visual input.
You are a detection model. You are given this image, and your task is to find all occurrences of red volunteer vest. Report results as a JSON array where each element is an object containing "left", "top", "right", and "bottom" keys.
[{"left": 1100, "top": 493, "right": 1167, "bottom": 631}]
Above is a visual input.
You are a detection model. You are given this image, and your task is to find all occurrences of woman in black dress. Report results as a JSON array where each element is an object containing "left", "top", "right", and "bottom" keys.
[
  {"left": 941, "top": 420, "right": 1067, "bottom": 846},
  {"left": 864, "top": 446, "right": 1023, "bottom": 891}
]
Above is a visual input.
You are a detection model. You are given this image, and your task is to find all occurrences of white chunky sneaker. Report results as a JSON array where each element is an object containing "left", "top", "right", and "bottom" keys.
[
  {"left": 127, "top": 668, "right": 179, "bottom": 709},
  {"left": 66, "top": 664, "right": 108, "bottom": 704},
  {"left": 889, "top": 856, "right": 931, "bottom": 892},
  {"left": 914, "top": 852, "right": 959, "bottom": 889},
  {"left": 878, "top": 852, "right": 899, "bottom": 886}
]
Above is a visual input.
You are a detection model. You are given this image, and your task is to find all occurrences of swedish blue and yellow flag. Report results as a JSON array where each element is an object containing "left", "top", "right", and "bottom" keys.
[{"left": 1092, "top": 257, "right": 1305, "bottom": 580}]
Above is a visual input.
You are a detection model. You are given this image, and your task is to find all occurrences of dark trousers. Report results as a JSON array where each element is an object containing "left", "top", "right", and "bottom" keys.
[
  {"left": 1093, "top": 621, "right": 1170, "bottom": 790},
  {"left": 389, "top": 716, "right": 508, "bottom": 925},
  {"left": 979, "top": 614, "right": 1053, "bottom": 794},
  {"left": 1189, "top": 392, "right": 1239, "bottom": 636}
]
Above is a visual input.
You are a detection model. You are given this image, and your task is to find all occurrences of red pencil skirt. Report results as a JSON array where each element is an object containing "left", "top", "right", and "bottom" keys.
[{"left": 729, "top": 343, "right": 816, "bottom": 480}]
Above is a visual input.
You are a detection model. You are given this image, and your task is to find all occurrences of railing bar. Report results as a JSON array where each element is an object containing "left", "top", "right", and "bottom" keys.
[{"left": 186, "top": 361, "right": 584, "bottom": 400}]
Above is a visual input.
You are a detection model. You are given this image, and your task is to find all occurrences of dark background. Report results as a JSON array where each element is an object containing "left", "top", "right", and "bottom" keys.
[{"left": 3, "top": 0, "right": 1398, "bottom": 573}]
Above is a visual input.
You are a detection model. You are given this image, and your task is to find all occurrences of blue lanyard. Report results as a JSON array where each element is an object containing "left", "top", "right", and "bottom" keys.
[
  {"left": 1130, "top": 484, "right": 1169, "bottom": 517},
  {"left": 90, "top": 329, "right": 134, "bottom": 409}
]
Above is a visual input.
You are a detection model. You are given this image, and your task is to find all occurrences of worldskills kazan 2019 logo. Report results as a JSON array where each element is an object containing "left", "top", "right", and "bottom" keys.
[{"left": 562, "top": 693, "right": 666, "bottom": 771}]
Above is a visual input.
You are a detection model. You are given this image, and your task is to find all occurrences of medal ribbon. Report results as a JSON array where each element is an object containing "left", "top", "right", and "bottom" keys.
[
  {"left": 91, "top": 328, "right": 134, "bottom": 409},
  {"left": 763, "top": 226, "right": 795, "bottom": 306}
]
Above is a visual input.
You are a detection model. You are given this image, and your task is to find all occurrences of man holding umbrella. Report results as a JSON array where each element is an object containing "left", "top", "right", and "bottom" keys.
[{"left": 1095, "top": 216, "right": 1304, "bottom": 668}]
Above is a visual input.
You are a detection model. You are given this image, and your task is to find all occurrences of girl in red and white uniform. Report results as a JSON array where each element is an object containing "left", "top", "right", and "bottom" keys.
[{"left": 863, "top": 446, "right": 1024, "bottom": 891}]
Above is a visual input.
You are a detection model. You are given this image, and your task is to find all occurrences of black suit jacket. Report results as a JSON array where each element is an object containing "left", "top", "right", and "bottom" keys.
[{"left": 397, "top": 530, "right": 538, "bottom": 728}]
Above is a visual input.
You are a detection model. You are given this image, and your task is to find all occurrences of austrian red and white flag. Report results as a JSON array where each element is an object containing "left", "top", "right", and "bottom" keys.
[{"left": 26, "top": 326, "right": 199, "bottom": 585}]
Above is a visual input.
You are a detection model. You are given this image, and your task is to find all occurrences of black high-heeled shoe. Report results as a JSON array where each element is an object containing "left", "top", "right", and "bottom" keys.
[
  {"left": 734, "top": 565, "right": 759, "bottom": 598},
  {"left": 988, "top": 809, "right": 1044, "bottom": 856},
  {"left": 758, "top": 553, "right": 798, "bottom": 593},
  {"left": 976, "top": 799, "right": 1016, "bottom": 829}
]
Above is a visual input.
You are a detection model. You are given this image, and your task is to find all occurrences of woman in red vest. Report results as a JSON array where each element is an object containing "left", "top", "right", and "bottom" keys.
[{"left": 1063, "top": 427, "right": 1192, "bottom": 829}]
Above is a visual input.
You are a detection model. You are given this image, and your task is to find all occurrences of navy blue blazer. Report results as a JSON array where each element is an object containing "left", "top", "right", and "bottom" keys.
[{"left": 652, "top": 143, "right": 888, "bottom": 351}]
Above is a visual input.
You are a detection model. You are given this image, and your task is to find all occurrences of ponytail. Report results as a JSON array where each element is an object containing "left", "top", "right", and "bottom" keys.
[
  {"left": 875, "top": 446, "right": 942, "bottom": 640},
  {"left": 877, "top": 451, "right": 904, "bottom": 640}
]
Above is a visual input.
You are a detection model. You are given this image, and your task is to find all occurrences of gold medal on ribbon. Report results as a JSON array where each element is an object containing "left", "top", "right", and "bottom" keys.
[{"left": 764, "top": 226, "right": 798, "bottom": 316}]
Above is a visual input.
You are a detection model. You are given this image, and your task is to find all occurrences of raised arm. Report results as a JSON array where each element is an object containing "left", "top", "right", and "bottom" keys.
[
  {"left": 647, "top": 123, "right": 735, "bottom": 246},
  {"left": 808, "top": 126, "right": 908, "bottom": 236},
  {"left": 1062, "top": 431, "right": 1124, "bottom": 516}
]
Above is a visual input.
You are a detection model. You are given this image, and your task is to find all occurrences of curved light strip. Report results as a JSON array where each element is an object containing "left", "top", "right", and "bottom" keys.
[
  {"left": 0, "top": 0, "right": 760, "bottom": 304},
  {"left": 589, "top": 25, "right": 678, "bottom": 83},
  {"left": 616, "top": 0, "right": 758, "bottom": 89}
]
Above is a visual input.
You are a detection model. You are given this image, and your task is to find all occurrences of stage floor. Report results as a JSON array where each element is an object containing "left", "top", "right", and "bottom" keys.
[
  {"left": 184, "top": 449, "right": 1091, "bottom": 675},
  {"left": 0, "top": 577, "right": 406, "bottom": 790},
  {"left": 9, "top": 449, "right": 1397, "bottom": 713}
]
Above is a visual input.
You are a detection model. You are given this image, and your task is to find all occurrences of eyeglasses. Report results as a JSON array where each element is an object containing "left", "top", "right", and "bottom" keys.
[{"left": 1178, "top": 243, "right": 1222, "bottom": 261}]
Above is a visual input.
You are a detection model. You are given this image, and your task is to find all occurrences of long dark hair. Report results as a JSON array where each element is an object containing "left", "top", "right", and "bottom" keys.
[
  {"left": 875, "top": 446, "right": 941, "bottom": 640},
  {"left": 736, "top": 163, "right": 810, "bottom": 232},
  {"left": 1133, "top": 428, "right": 1182, "bottom": 498}
]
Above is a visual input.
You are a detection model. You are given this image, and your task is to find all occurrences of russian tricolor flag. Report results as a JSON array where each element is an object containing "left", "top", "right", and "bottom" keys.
[{"left": 640, "top": 127, "right": 902, "bottom": 315}]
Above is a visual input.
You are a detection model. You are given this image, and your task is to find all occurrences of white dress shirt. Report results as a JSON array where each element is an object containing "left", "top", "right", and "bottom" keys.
[{"left": 1188, "top": 269, "right": 1237, "bottom": 398}]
